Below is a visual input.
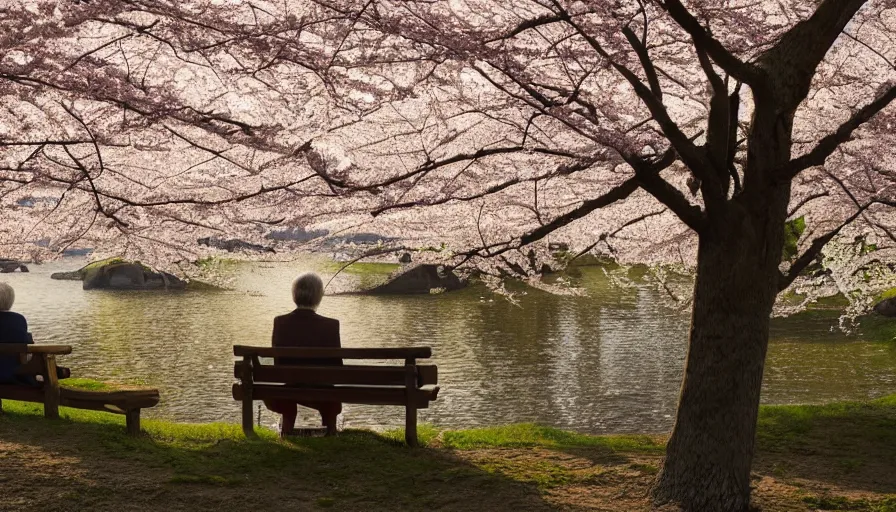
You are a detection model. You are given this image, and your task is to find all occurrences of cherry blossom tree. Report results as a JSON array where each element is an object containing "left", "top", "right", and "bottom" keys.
[
  {"left": 302, "top": 3, "right": 896, "bottom": 508},
  {"left": 2, "top": 1, "right": 896, "bottom": 510}
]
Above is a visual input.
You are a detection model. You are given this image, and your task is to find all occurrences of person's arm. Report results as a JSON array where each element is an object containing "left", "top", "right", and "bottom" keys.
[
  {"left": 271, "top": 317, "right": 281, "bottom": 347},
  {"left": 14, "top": 315, "right": 32, "bottom": 364},
  {"left": 22, "top": 316, "right": 32, "bottom": 345},
  {"left": 333, "top": 320, "right": 343, "bottom": 366},
  {"left": 271, "top": 317, "right": 284, "bottom": 365}
]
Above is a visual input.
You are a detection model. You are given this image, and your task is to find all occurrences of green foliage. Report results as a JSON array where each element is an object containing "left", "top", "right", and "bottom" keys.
[
  {"left": 782, "top": 216, "right": 807, "bottom": 262},
  {"left": 856, "top": 235, "right": 879, "bottom": 257}
]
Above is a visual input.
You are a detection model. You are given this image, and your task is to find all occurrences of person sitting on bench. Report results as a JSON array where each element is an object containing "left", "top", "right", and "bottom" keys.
[
  {"left": 0, "top": 282, "right": 32, "bottom": 385},
  {"left": 264, "top": 272, "right": 343, "bottom": 436},
  {"left": 0, "top": 282, "right": 69, "bottom": 386}
]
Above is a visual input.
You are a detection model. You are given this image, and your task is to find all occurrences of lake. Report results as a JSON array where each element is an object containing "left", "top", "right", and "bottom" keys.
[{"left": 3, "top": 258, "right": 895, "bottom": 434}]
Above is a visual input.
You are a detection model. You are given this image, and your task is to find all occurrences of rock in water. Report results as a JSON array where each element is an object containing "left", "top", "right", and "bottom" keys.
[
  {"left": 0, "top": 259, "right": 28, "bottom": 273},
  {"left": 81, "top": 261, "right": 185, "bottom": 291},
  {"left": 197, "top": 237, "right": 273, "bottom": 253},
  {"left": 873, "top": 297, "right": 896, "bottom": 317},
  {"left": 50, "top": 270, "right": 83, "bottom": 280},
  {"left": 364, "top": 264, "right": 464, "bottom": 295},
  {"left": 398, "top": 252, "right": 412, "bottom": 264}
]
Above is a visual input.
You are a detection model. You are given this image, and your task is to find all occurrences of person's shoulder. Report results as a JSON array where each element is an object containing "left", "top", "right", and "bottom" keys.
[
  {"left": 316, "top": 314, "right": 340, "bottom": 327},
  {"left": 0, "top": 311, "right": 26, "bottom": 324},
  {"left": 274, "top": 310, "right": 296, "bottom": 322}
]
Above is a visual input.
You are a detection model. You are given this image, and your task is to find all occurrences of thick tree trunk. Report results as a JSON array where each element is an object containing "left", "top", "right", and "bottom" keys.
[
  {"left": 652, "top": 231, "right": 780, "bottom": 510},
  {"left": 650, "top": 74, "right": 798, "bottom": 508}
]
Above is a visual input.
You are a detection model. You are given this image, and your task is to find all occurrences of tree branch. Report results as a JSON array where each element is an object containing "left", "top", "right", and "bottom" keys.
[
  {"left": 783, "top": 83, "right": 896, "bottom": 178},
  {"left": 562, "top": 14, "right": 721, "bottom": 207},
  {"left": 659, "top": 0, "right": 765, "bottom": 86},
  {"left": 778, "top": 202, "right": 873, "bottom": 291},
  {"left": 519, "top": 176, "right": 641, "bottom": 245}
]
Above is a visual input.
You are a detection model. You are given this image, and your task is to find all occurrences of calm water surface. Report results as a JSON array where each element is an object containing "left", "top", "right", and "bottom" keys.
[{"left": 4, "top": 258, "right": 895, "bottom": 434}]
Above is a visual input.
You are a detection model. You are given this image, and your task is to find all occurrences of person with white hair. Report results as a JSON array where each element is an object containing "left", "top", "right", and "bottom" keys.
[
  {"left": 0, "top": 281, "right": 33, "bottom": 384},
  {"left": 263, "top": 272, "right": 343, "bottom": 436}
]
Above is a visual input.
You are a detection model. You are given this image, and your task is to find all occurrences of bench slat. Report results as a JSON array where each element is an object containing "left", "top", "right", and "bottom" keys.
[
  {"left": 233, "top": 345, "right": 432, "bottom": 360},
  {"left": 61, "top": 388, "right": 160, "bottom": 411},
  {"left": 0, "top": 344, "right": 72, "bottom": 355},
  {"left": 232, "top": 383, "right": 439, "bottom": 408},
  {"left": 235, "top": 363, "right": 438, "bottom": 387},
  {"left": 0, "top": 385, "right": 160, "bottom": 412},
  {"left": 0, "top": 384, "right": 44, "bottom": 402}
]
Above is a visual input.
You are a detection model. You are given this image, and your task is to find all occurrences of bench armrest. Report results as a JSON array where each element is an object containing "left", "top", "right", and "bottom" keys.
[{"left": 0, "top": 344, "right": 72, "bottom": 355}]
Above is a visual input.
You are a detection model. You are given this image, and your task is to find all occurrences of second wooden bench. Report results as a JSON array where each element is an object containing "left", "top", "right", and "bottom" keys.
[{"left": 0, "top": 343, "right": 160, "bottom": 435}]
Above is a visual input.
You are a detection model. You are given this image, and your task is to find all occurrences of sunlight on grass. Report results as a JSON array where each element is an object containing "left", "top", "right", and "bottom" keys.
[{"left": 436, "top": 424, "right": 665, "bottom": 453}]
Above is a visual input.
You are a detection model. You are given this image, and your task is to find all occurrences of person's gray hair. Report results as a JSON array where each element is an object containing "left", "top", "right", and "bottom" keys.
[
  {"left": 292, "top": 272, "right": 324, "bottom": 310},
  {"left": 0, "top": 282, "right": 14, "bottom": 311}
]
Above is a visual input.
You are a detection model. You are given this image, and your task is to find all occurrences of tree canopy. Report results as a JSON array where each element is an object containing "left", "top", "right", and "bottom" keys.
[
  {"left": 1, "top": 1, "right": 891, "bottom": 285},
  {"left": 2, "top": 2, "right": 896, "bottom": 508}
]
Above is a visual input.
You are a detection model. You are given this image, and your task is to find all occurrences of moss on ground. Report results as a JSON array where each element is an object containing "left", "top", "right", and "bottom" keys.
[
  {"left": 0, "top": 395, "right": 893, "bottom": 511},
  {"left": 60, "top": 378, "right": 117, "bottom": 392}
]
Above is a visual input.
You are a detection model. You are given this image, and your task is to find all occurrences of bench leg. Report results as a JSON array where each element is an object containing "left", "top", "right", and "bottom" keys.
[
  {"left": 405, "top": 405, "right": 418, "bottom": 447},
  {"left": 126, "top": 409, "right": 141, "bottom": 436},
  {"left": 43, "top": 355, "right": 60, "bottom": 420},
  {"left": 242, "top": 400, "right": 255, "bottom": 438}
]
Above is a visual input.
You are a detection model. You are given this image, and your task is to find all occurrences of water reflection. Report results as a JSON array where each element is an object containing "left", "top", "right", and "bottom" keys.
[{"left": 3, "top": 258, "right": 894, "bottom": 434}]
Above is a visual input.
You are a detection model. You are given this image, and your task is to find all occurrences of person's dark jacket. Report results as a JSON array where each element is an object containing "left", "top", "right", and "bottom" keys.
[
  {"left": 0, "top": 311, "right": 32, "bottom": 382},
  {"left": 272, "top": 309, "right": 343, "bottom": 367}
]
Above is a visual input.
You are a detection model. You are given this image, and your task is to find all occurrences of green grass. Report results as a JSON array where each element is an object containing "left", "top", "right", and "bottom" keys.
[
  {"left": 756, "top": 394, "right": 896, "bottom": 449},
  {"left": 60, "top": 377, "right": 150, "bottom": 391},
  {"left": 325, "top": 261, "right": 401, "bottom": 276},
  {"left": 432, "top": 423, "right": 664, "bottom": 453},
  {"left": 0, "top": 394, "right": 894, "bottom": 510}
]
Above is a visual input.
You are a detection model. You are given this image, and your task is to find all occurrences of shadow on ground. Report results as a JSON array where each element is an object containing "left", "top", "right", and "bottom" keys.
[
  {"left": 0, "top": 408, "right": 554, "bottom": 511},
  {"left": 2, "top": 396, "right": 895, "bottom": 511},
  {"left": 753, "top": 397, "right": 896, "bottom": 505}
]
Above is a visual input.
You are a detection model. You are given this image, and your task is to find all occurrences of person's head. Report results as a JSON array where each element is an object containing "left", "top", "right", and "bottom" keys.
[
  {"left": 292, "top": 272, "right": 324, "bottom": 310},
  {"left": 0, "top": 282, "right": 14, "bottom": 312}
]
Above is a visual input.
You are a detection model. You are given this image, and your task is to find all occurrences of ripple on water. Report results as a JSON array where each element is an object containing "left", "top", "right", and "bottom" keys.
[{"left": 4, "top": 258, "right": 894, "bottom": 433}]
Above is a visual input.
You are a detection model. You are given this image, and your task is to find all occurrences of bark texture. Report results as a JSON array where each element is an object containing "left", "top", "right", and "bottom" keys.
[
  {"left": 651, "top": 222, "right": 782, "bottom": 510},
  {"left": 653, "top": 95, "right": 795, "bottom": 510}
]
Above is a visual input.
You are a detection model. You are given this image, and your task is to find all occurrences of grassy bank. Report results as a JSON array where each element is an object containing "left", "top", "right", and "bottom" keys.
[{"left": 0, "top": 396, "right": 894, "bottom": 511}]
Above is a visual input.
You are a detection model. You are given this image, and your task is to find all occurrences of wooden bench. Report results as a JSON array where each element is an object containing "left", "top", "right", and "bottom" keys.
[
  {"left": 0, "top": 344, "right": 160, "bottom": 435},
  {"left": 232, "top": 345, "right": 439, "bottom": 446}
]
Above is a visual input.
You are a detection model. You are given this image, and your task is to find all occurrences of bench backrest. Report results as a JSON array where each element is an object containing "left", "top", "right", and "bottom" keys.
[{"left": 232, "top": 345, "right": 438, "bottom": 389}]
